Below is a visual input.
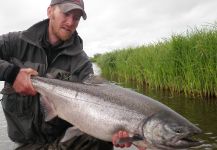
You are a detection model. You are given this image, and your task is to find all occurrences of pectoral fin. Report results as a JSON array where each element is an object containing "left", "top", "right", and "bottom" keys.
[
  {"left": 40, "top": 95, "right": 57, "bottom": 121},
  {"left": 60, "top": 127, "right": 84, "bottom": 143},
  {"left": 116, "top": 134, "right": 144, "bottom": 144}
]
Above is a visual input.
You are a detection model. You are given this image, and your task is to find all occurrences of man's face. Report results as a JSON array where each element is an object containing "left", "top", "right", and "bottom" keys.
[{"left": 48, "top": 5, "right": 82, "bottom": 41}]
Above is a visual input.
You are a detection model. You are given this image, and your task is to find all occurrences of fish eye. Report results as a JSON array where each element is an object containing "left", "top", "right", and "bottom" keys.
[{"left": 174, "top": 128, "right": 183, "bottom": 134}]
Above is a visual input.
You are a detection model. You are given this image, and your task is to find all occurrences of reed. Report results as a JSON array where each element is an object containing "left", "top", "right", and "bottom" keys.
[{"left": 95, "top": 24, "right": 217, "bottom": 98}]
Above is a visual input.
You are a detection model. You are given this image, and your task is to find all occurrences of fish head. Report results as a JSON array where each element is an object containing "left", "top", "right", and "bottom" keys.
[{"left": 142, "top": 110, "right": 202, "bottom": 149}]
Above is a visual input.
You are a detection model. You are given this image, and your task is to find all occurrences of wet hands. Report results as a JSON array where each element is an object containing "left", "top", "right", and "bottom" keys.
[
  {"left": 13, "top": 68, "right": 38, "bottom": 96},
  {"left": 112, "top": 130, "right": 146, "bottom": 150},
  {"left": 112, "top": 130, "right": 132, "bottom": 148}
]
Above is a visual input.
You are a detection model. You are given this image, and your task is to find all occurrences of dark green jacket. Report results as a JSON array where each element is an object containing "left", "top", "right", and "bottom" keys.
[{"left": 0, "top": 19, "right": 93, "bottom": 144}]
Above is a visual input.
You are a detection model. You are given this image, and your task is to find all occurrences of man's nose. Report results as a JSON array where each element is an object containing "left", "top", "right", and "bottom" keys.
[{"left": 65, "top": 16, "right": 75, "bottom": 26}]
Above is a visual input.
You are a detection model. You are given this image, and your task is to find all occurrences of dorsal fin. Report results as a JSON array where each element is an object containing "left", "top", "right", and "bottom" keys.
[{"left": 82, "top": 74, "right": 108, "bottom": 85}]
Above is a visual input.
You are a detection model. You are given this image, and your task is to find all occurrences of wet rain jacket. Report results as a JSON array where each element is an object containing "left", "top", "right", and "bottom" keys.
[{"left": 0, "top": 19, "right": 94, "bottom": 144}]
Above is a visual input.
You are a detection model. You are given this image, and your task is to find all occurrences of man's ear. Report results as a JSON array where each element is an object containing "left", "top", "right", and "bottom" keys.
[{"left": 47, "top": 6, "right": 52, "bottom": 18}]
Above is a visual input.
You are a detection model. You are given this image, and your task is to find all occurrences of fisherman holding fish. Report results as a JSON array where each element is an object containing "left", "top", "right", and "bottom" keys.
[{"left": 0, "top": 0, "right": 142, "bottom": 149}]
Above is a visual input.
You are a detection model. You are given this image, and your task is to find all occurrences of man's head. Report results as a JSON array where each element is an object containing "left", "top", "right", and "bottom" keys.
[
  {"left": 47, "top": 0, "right": 86, "bottom": 44},
  {"left": 50, "top": 0, "right": 86, "bottom": 20}
]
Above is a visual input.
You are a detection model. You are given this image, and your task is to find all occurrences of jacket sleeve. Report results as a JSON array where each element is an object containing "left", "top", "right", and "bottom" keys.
[
  {"left": 78, "top": 60, "right": 94, "bottom": 81},
  {"left": 75, "top": 52, "right": 94, "bottom": 82},
  {"left": 0, "top": 32, "right": 20, "bottom": 84}
]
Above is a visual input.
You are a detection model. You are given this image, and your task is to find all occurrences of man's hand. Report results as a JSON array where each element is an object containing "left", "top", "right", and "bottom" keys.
[
  {"left": 112, "top": 130, "right": 146, "bottom": 150},
  {"left": 112, "top": 130, "right": 132, "bottom": 148},
  {"left": 13, "top": 68, "right": 38, "bottom": 96}
]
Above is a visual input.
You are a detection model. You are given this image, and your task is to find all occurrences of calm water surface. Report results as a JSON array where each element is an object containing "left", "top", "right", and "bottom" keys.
[
  {"left": 113, "top": 78, "right": 217, "bottom": 150},
  {"left": 0, "top": 64, "right": 217, "bottom": 150}
]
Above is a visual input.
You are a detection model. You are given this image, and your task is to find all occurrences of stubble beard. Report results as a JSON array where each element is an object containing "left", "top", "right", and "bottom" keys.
[{"left": 51, "top": 15, "right": 73, "bottom": 41}]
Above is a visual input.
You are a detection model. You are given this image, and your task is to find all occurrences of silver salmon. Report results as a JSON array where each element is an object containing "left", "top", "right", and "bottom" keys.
[{"left": 31, "top": 76, "right": 202, "bottom": 149}]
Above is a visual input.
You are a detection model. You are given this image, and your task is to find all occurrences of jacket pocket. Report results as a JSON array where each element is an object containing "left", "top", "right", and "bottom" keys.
[{"left": 1, "top": 94, "right": 39, "bottom": 143}]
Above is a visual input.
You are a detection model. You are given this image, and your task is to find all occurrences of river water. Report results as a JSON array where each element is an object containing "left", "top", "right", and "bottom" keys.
[
  {"left": 0, "top": 64, "right": 216, "bottom": 149},
  {"left": 106, "top": 77, "right": 217, "bottom": 150}
]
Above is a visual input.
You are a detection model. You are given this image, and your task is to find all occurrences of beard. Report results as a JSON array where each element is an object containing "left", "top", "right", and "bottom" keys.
[
  {"left": 50, "top": 15, "right": 74, "bottom": 41},
  {"left": 55, "top": 27, "right": 73, "bottom": 41}
]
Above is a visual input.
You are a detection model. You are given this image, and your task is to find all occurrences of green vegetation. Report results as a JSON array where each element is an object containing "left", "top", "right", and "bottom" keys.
[{"left": 95, "top": 24, "right": 217, "bottom": 98}]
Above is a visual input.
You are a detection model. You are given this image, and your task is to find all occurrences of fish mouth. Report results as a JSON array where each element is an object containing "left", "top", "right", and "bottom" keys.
[
  {"left": 173, "top": 136, "right": 202, "bottom": 147},
  {"left": 155, "top": 133, "right": 203, "bottom": 149},
  {"left": 167, "top": 133, "right": 203, "bottom": 149}
]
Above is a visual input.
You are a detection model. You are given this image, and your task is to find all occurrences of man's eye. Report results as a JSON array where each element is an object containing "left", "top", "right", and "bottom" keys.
[
  {"left": 64, "top": 13, "right": 71, "bottom": 16},
  {"left": 74, "top": 16, "right": 81, "bottom": 21}
]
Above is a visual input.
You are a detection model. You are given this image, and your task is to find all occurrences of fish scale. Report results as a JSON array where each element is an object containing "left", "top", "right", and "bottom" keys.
[{"left": 31, "top": 76, "right": 202, "bottom": 149}]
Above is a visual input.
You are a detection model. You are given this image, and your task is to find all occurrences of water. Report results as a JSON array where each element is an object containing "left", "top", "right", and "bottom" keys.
[
  {"left": 1, "top": 64, "right": 217, "bottom": 149},
  {"left": 111, "top": 78, "right": 217, "bottom": 150}
]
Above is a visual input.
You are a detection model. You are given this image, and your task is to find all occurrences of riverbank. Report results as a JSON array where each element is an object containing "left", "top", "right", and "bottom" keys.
[
  {"left": 0, "top": 65, "right": 217, "bottom": 149},
  {"left": 94, "top": 24, "right": 217, "bottom": 98},
  {"left": 91, "top": 65, "right": 217, "bottom": 149}
]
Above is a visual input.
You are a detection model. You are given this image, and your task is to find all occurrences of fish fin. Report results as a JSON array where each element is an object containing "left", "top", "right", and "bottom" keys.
[
  {"left": 60, "top": 127, "right": 84, "bottom": 143},
  {"left": 116, "top": 134, "right": 144, "bottom": 145},
  {"left": 82, "top": 74, "right": 108, "bottom": 85},
  {"left": 40, "top": 95, "right": 58, "bottom": 121}
]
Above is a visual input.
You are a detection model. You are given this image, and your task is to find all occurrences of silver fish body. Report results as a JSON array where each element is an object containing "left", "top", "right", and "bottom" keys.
[{"left": 31, "top": 76, "right": 202, "bottom": 149}]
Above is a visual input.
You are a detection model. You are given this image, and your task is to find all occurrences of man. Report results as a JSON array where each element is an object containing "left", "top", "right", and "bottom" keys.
[{"left": 0, "top": 0, "right": 141, "bottom": 149}]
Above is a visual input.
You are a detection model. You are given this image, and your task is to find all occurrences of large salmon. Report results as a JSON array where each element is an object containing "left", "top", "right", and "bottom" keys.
[{"left": 30, "top": 76, "right": 202, "bottom": 149}]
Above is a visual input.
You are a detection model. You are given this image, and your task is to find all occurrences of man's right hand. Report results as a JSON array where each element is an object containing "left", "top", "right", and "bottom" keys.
[
  {"left": 13, "top": 68, "right": 38, "bottom": 96},
  {"left": 112, "top": 130, "right": 146, "bottom": 150}
]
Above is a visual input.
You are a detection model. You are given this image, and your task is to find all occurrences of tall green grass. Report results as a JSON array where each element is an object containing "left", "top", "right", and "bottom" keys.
[{"left": 95, "top": 25, "right": 217, "bottom": 98}]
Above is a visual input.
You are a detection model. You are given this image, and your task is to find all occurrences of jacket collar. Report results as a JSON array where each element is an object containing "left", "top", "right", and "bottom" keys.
[{"left": 21, "top": 19, "right": 84, "bottom": 56}]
